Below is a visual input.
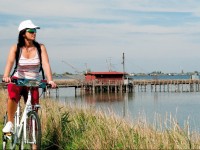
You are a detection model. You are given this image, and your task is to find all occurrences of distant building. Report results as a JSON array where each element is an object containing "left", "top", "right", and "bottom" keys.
[
  {"left": 191, "top": 73, "right": 199, "bottom": 80},
  {"left": 85, "top": 71, "right": 127, "bottom": 82}
]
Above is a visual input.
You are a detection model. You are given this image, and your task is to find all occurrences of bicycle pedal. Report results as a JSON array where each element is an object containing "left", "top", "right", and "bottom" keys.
[
  {"left": 4, "top": 133, "right": 12, "bottom": 140},
  {"left": 6, "top": 135, "right": 12, "bottom": 140}
]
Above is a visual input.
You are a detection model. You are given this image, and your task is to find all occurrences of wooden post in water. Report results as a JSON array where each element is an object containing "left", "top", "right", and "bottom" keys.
[
  {"left": 167, "top": 84, "right": 169, "bottom": 92},
  {"left": 115, "top": 84, "right": 117, "bottom": 93},
  {"left": 56, "top": 88, "right": 59, "bottom": 98},
  {"left": 177, "top": 83, "right": 180, "bottom": 92},
  {"left": 92, "top": 81, "right": 95, "bottom": 94},
  {"left": 181, "top": 83, "right": 183, "bottom": 92},
  {"left": 163, "top": 84, "right": 165, "bottom": 92},
  {"left": 159, "top": 84, "right": 161, "bottom": 92},
  {"left": 75, "top": 87, "right": 77, "bottom": 97},
  {"left": 190, "top": 83, "right": 193, "bottom": 92},
  {"left": 195, "top": 83, "right": 198, "bottom": 92}
]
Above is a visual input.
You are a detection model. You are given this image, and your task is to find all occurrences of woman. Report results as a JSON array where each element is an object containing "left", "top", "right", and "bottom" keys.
[{"left": 2, "top": 20, "right": 57, "bottom": 133}]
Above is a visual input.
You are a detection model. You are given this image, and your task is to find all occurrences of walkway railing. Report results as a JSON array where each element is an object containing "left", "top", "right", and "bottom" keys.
[{"left": 53, "top": 79, "right": 200, "bottom": 93}]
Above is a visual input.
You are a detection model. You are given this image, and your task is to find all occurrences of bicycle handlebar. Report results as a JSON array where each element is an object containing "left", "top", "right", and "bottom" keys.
[{"left": 2, "top": 78, "right": 51, "bottom": 88}]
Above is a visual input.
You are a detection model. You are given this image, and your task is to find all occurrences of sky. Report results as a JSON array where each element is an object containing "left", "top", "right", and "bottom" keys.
[{"left": 0, "top": 0, "right": 200, "bottom": 74}]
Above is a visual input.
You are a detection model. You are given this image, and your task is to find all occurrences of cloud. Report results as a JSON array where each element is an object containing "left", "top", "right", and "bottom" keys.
[
  {"left": 1, "top": 0, "right": 200, "bottom": 18},
  {"left": 0, "top": 0, "right": 200, "bottom": 73}
]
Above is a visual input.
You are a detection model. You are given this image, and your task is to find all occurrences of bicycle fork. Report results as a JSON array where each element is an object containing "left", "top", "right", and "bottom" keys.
[{"left": 15, "top": 90, "right": 32, "bottom": 145}]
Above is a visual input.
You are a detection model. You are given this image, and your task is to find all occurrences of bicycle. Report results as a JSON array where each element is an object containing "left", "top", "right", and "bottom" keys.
[{"left": 2, "top": 78, "right": 49, "bottom": 150}]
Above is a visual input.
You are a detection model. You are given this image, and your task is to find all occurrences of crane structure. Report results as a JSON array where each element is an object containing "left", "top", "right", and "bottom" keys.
[
  {"left": 61, "top": 60, "right": 83, "bottom": 74},
  {"left": 106, "top": 57, "right": 116, "bottom": 72}
]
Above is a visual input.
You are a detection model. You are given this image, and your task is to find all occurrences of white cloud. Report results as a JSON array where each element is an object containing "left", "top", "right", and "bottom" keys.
[
  {"left": 1, "top": 0, "right": 200, "bottom": 18},
  {"left": 0, "top": 0, "right": 200, "bottom": 73}
]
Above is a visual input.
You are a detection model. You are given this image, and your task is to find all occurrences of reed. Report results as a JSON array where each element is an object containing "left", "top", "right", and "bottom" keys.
[
  {"left": 39, "top": 100, "right": 200, "bottom": 149},
  {"left": 0, "top": 88, "right": 200, "bottom": 149}
]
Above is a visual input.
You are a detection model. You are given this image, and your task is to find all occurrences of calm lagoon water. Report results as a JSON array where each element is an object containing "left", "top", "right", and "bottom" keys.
[
  {"left": 49, "top": 74, "right": 200, "bottom": 131},
  {"left": 49, "top": 87, "right": 200, "bottom": 131}
]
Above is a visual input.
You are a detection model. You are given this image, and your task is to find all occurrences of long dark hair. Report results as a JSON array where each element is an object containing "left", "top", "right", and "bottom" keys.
[
  {"left": 17, "top": 29, "right": 26, "bottom": 47},
  {"left": 17, "top": 29, "right": 38, "bottom": 47}
]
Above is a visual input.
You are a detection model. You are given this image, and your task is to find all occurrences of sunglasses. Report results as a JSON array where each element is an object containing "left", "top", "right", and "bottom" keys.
[{"left": 26, "top": 28, "right": 37, "bottom": 33}]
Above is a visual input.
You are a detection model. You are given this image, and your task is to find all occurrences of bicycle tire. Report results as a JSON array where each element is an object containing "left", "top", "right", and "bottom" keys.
[{"left": 20, "top": 111, "right": 41, "bottom": 150}]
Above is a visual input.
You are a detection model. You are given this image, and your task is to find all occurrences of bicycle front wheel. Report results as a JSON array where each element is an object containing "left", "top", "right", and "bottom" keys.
[{"left": 20, "top": 111, "right": 41, "bottom": 150}]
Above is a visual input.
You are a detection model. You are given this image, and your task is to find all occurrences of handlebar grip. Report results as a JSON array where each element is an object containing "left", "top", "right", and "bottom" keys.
[{"left": 47, "top": 84, "right": 52, "bottom": 88}]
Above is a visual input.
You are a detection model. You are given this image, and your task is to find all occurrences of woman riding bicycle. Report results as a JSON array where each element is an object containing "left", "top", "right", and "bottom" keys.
[{"left": 2, "top": 20, "right": 57, "bottom": 133}]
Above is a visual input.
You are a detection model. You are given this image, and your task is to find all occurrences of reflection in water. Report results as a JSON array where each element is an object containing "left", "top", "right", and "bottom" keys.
[
  {"left": 47, "top": 87, "right": 200, "bottom": 130},
  {"left": 80, "top": 92, "right": 134, "bottom": 118},
  {"left": 83, "top": 92, "right": 125, "bottom": 103},
  {"left": 123, "top": 93, "right": 128, "bottom": 118},
  {"left": 80, "top": 92, "right": 135, "bottom": 118}
]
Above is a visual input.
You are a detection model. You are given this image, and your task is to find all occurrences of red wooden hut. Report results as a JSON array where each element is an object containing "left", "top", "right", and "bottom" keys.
[{"left": 85, "top": 71, "right": 127, "bottom": 82}]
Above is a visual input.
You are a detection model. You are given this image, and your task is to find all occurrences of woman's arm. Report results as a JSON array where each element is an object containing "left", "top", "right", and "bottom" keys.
[
  {"left": 40, "top": 44, "right": 57, "bottom": 88},
  {"left": 2, "top": 45, "right": 17, "bottom": 82}
]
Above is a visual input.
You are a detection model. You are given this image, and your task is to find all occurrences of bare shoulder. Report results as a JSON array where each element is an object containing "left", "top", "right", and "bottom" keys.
[
  {"left": 10, "top": 44, "right": 18, "bottom": 53},
  {"left": 39, "top": 43, "right": 46, "bottom": 50},
  {"left": 10, "top": 44, "right": 17, "bottom": 51},
  {"left": 39, "top": 43, "right": 45, "bottom": 47},
  {"left": 39, "top": 43, "right": 48, "bottom": 55}
]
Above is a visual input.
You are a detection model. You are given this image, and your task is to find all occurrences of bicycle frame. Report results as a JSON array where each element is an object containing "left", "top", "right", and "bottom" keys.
[
  {"left": 3, "top": 79, "right": 47, "bottom": 150},
  {"left": 15, "top": 88, "right": 39, "bottom": 147}
]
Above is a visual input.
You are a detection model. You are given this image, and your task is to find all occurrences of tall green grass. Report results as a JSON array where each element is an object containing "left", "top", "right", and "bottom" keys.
[
  {"left": 1, "top": 88, "right": 200, "bottom": 149},
  {"left": 39, "top": 99, "right": 200, "bottom": 149}
]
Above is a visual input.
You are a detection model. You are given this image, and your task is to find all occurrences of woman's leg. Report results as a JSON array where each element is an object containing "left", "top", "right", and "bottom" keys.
[
  {"left": 2, "top": 98, "right": 17, "bottom": 132},
  {"left": 7, "top": 83, "right": 21, "bottom": 123},
  {"left": 7, "top": 98, "right": 17, "bottom": 123}
]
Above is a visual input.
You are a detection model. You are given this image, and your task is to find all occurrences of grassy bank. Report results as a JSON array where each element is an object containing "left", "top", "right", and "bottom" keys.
[{"left": 0, "top": 88, "right": 200, "bottom": 149}]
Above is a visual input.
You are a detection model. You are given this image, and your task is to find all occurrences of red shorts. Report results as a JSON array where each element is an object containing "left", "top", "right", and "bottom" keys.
[{"left": 7, "top": 83, "right": 39, "bottom": 104}]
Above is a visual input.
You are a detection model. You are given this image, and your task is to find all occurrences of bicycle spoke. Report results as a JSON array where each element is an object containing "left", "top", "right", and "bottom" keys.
[{"left": 21, "top": 111, "right": 41, "bottom": 149}]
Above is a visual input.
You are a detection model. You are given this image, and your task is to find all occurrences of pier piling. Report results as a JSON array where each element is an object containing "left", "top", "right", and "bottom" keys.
[{"left": 46, "top": 79, "right": 200, "bottom": 97}]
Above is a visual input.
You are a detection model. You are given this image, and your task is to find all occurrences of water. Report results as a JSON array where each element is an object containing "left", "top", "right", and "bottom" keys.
[{"left": 48, "top": 74, "right": 200, "bottom": 131}]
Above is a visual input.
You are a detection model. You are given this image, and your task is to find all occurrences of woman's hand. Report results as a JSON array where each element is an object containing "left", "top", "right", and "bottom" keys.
[
  {"left": 48, "top": 80, "right": 57, "bottom": 88},
  {"left": 2, "top": 77, "right": 11, "bottom": 83}
]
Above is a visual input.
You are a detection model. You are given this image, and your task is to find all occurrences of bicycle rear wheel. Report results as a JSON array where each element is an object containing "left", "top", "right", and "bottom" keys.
[{"left": 20, "top": 111, "right": 41, "bottom": 149}]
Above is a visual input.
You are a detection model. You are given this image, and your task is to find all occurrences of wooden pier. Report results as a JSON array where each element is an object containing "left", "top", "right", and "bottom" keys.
[
  {"left": 53, "top": 79, "right": 200, "bottom": 94},
  {"left": 82, "top": 80, "right": 133, "bottom": 93},
  {"left": 133, "top": 79, "right": 200, "bottom": 92},
  {"left": 52, "top": 79, "right": 133, "bottom": 97}
]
